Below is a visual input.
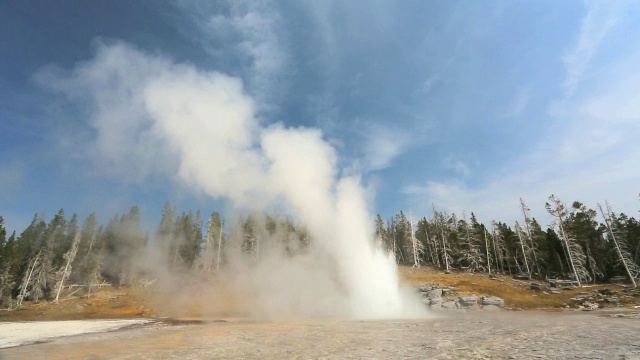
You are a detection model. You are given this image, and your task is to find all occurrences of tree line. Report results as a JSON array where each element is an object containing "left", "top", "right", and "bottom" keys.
[
  {"left": 378, "top": 195, "right": 639, "bottom": 287},
  {"left": 1, "top": 194, "right": 638, "bottom": 308},
  {"left": 0, "top": 203, "right": 311, "bottom": 309}
]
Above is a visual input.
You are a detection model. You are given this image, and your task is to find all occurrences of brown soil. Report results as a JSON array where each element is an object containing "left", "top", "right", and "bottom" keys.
[{"left": 0, "top": 287, "right": 155, "bottom": 322}]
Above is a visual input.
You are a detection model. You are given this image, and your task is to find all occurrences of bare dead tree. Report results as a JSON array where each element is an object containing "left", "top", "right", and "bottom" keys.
[
  {"left": 203, "top": 216, "right": 216, "bottom": 272},
  {"left": 484, "top": 227, "right": 492, "bottom": 275},
  {"left": 422, "top": 218, "right": 441, "bottom": 267},
  {"left": 216, "top": 219, "right": 224, "bottom": 271},
  {"left": 429, "top": 230, "right": 442, "bottom": 268},
  {"left": 408, "top": 213, "right": 424, "bottom": 267},
  {"left": 432, "top": 205, "right": 451, "bottom": 272},
  {"left": 546, "top": 195, "right": 590, "bottom": 286},
  {"left": 490, "top": 221, "right": 504, "bottom": 274},
  {"left": 53, "top": 231, "right": 81, "bottom": 302},
  {"left": 599, "top": 202, "right": 638, "bottom": 288},
  {"left": 520, "top": 198, "right": 542, "bottom": 276},
  {"left": 584, "top": 242, "right": 602, "bottom": 284},
  {"left": 16, "top": 251, "right": 40, "bottom": 308},
  {"left": 458, "top": 212, "right": 485, "bottom": 272},
  {"left": 81, "top": 228, "right": 97, "bottom": 269},
  {"left": 86, "top": 247, "right": 104, "bottom": 298},
  {"left": 515, "top": 221, "right": 531, "bottom": 279}
]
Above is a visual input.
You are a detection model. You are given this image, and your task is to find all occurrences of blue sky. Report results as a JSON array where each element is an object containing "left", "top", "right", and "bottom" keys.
[{"left": 1, "top": 0, "right": 639, "bottom": 233}]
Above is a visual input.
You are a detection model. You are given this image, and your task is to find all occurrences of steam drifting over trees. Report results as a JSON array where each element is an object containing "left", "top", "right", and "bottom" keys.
[{"left": 0, "top": 194, "right": 639, "bottom": 309}]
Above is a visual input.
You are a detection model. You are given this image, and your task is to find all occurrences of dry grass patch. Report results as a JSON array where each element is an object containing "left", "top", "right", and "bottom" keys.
[
  {"left": 399, "top": 266, "right": 638, "bottom": 310},
  {"left": 0, "top": 286, "right": 155, "bottom": 321}
]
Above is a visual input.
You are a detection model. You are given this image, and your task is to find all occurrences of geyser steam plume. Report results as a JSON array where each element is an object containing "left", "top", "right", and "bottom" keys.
[{"left": 38, "top": 41, "right": 424, "bottom": 318}]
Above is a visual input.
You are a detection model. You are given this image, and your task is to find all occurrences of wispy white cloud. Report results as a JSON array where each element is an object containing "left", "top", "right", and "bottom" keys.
[
  {"left": 405, "top": 26, "right": 640, "bottom": 225},
  {"left": 442, "top": 155, "right": 471, "bottom": 177},
  {"left": 404, "top": 139, "right": 640, "bottom": 226},
  {"left": 361, "top": 124, "right": 410, "bottom": 172},
  {"left": 562, "top": 1, "right": 621, "bottom": 96},
  {"left": 501, "top": 89, "right": 530, "bottom": 118},
  {"left": 578, "top": 71, "right": 640, "bottom": 124},
  {"left": 173, "top": 0, "right": 286, "bottom": 108}
]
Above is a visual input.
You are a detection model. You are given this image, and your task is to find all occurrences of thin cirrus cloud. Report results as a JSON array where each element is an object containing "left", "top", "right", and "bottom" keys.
[
  {"left": 562, "top": 1, "right": 621, "bottom": 96},
  {"left": 3, "top": 0, "right": 640, "bottom": 232},
  {"left": 361, "top": 124, "right": 411, "bottom": 172},
  {"left": 404, "top": 2, "right": 640, "bottom": 224},
  {"left": 441, "top": 155, "right": 471, "bottom": 178},
  {"left": 171, "top": 0, "right": 286, "bottom": 110}
]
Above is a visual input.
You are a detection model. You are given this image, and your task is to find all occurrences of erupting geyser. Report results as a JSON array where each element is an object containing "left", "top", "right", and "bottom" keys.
[{"left": 39, "top": 41, "right": 425, "bottom": 319}]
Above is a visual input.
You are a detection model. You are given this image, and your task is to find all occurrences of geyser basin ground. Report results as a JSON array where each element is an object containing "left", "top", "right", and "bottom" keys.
[
  {"left": 2, "top": 311, "right": 640, "bottom": 359},
  {"left": 0, "top": 319, "right": 152, "bottom": 349}
]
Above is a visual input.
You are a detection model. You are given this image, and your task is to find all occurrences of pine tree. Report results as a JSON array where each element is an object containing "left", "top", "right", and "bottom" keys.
[
  {"left": 483, "top": 225, "right": 493, "bottom": 275},
  {"left": 416, "top": 217, "right": 440, "bottom": 267},
  {"left": 202, "top": 212, "right": 224, "bottom": 272},
  {"left": 0, "top": 216, "right": 6, "bottom": 255},
  {"left": 386, "top": 218, "right": 398, "bottom": 264},
  {"left": 374, "top": 214, "right": 388, "bottom": 251},
  {"left": 567, "top": 201, "right": 605, "bottom": 283},
  {"left": 490, "top": 221, "right": 503, "bottom": 274},
  {"left": 432, "top": 206, "right": 452, "bottom": 272},
  {"left": 0, "top": 217, "right": 9, "bottom": 305},
  {"left": 53, "top": 230, "right": 81, "bottom": 302},
  {"left": 457, "top": 213, "right": 485, "bottom": 272},
  {"left": 16, "top": 250, "right": 41, "bottom": 307},
  {"left": 242, "top": 214, "right": 259, "bottom": 260},
  {"left": 31, "top": 209, "right": 67, "bottom": 302},
  {"left": 156, "top": 202, "right": 177, "bottom": 268},
  {"left": 394, "top": 211, "right": 411, "bottom": 264},
  {"left": 520, "top": 199, "right": 542, "bottom": 277},
  {"left": 544, "top": 227, "right": 566, "bottom": 276},
  {"left": 0, "top": 228, "right": 17, "bottom": 308},
  {"left": 599, "top": 202, "right": 639, "bottom": 287},
  {"left": 493, "top": 222, "right": 517, "bottom": 274},
  {"left": 72, "top": 213, "right": 100, "bottom": 285},
  {"left": 13, "top": 214, "right": 47, "bottom": 306},
  {"left": 546, "top": 195, "right": 590, "bottom": 286},
  {"left": 407, "top": 213, "right": 424, "bottom": 267},
  {"left": 515, "top": 221, "right": 531, "bottom": 278},
  {"left": 103, "top": 206, "right": 147, "bottom": 286}
]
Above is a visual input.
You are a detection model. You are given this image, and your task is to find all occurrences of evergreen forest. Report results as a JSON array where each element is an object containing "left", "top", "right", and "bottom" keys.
[{"left": 1, "top": 194, "right": 639, "bottom": 309}]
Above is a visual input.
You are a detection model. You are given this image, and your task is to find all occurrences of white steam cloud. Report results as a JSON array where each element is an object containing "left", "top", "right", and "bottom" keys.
[{"left": 37, "top": 41, "right": 423, "bottom": 319}]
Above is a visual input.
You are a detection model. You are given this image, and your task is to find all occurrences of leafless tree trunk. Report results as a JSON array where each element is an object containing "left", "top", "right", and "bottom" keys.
[
  {"left": 82, "top": 229, "right": 97, "bottom": 268},
  {"left": 54, "top": 231, "right": 81, "bottom": 302},
  {"left": 484, "top": 227, "right": 492, "bottom": 275},
  {"left": 424, "top": 221, "right": 440, "bottom": 267},
  {"left": 433, "top": 205, "right": 451, "bottom": 272},
  {"left": 408, "top": 213, "right": 424, "bottom": 267},
  {"left": 515, "top": 221, "right": 531, "bottom": 279},
  {"left": 430, "top": 233, "right": 441, "bottom": 268},
  {"left": 203, "top": 219, "right": 215, "bottom": 272},
  {"left": 520, "top": 198, "right": 541, "bottom": 276},
  {"left": 16, "top": 251, "right": 40, "bottom": 308},
  {"left": 216, "top": 220, "right": 224, "bottom": 271},
  {"left": 546, "top": 195, "right": 587, "bottom": 287},
  {"left": 86, "top": 248, "right": 103, "bottom": 298},
  {"left": 491, "top": 221, "right": 504, "bottom": 274},
  {"left": 599, "top": 202, "right": 638, "bottom": 288},
  {"left": 458, "top": 212, "right": 484, "bottom": 272}
]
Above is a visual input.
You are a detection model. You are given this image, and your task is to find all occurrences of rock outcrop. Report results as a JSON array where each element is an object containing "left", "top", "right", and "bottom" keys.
[{"left": 418, "top": 284, "right": 504, "bottom": 311}]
